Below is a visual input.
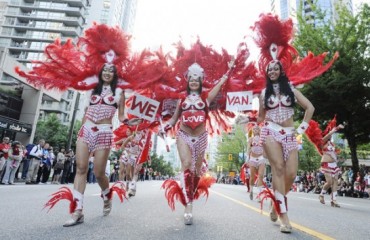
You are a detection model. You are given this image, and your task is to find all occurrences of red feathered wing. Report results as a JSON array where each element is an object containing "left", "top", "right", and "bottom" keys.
[
  {"left": 15, "top": 39, "right": 93, "bottom": 91},
  {"left": 16, "top": 23, "right": 166, "bottom": 92}
]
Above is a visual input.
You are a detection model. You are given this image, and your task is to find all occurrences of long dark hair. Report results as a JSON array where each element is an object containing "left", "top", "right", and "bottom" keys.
[
  {"left": 264, "top": 61, "right": 295, "bottom": 109},
  {"left": 186, "top": 77, "right": 203, "bottom": 94},
  {"left": 93, "top": 64, "right": 118, "bottom": 96}
]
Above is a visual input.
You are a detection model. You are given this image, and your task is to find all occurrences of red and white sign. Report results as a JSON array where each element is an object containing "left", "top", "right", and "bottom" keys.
[
  {"left": 226, "top": 91, "right": 253, "bottom": 111},
  {"left": 128, "top": 94, "right": 160, "bottom": 122}
]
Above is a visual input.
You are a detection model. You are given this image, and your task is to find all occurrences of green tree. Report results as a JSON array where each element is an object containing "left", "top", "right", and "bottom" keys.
[
  {"left": 148, "top": 153, "right": 175, "bottom": 177},
  {"left": 216, "top": 125, "right": 247, "bottom": 174},
  {"left": 294, "top": 2, "right": 370, "bottom": 177},
  {"left": 34, "top": 113, "right": 69, "bottom": 149},
  {"left": 298, "top": 135, "right": 321, "bottom": 172}
]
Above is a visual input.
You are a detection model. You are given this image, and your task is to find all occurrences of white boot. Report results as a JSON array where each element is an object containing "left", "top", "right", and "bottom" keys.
[{"left": 128, "top": 181, "right": 136, "bottom": 197}]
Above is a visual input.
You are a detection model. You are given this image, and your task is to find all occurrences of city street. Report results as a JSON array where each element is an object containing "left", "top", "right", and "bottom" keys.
[{"left": 0, "top": 181, "right": 368, "bottom": 240}]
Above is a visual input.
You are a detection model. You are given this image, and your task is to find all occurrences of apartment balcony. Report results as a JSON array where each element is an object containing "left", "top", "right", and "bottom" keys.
[
  {"left": 6, "top": 32, "right": 74, "bottom": 43},
  {"left": 15, "top": 0, "right": 88, "bottom": 8},
  {"left": 5, "top": 12, "right": 83, "bottom": 26},
  {"left": 5, "top": 22, "right": 82, "bottom": 36},
  {"left": 40, "top": 104, "right": 71, "bottom": 114},
  {"left": 9, "top": 1, "right": 82, "bottom": 13}
]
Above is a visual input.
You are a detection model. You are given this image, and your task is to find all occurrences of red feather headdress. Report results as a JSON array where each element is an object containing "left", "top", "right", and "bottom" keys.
[
  {"left": 157, "top": 39, "right": 257, "bottom": 136},
  {"left": 251, "top": 13, "right": 338, "bottom": 93}
]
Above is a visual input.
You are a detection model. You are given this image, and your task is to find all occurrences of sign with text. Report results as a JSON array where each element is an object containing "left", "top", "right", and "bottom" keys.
[
  {"left": 0, "top": 116, "right": 32, "bottom": 134},
  {"left": 128, "top": 94, "right": 160, "bottom": 122},
  {"left": 226, "top": 91, "right": 253, "bottom": 111}
]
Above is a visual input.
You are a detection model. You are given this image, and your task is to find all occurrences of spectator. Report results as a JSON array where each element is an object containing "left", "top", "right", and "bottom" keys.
[
  {"left": 25, "top": 139, "right": 45, "bottom": 184},
  {"left": 37, "top": 143, "right": 52, "bottom": 184},
  {"left": 52, "top": 148, "right": 65, "bottom": 184},
  {"left": 61, "top": 149, "right": 73, "bottom": 184},
  {"left": 348, "top": 168, "right": 353, "bottom": 184},
  {"left": 1, "top": 141, "right": 23, "bottom": 184},
  {"left": 87, "top": 153, "right": 96, "bottom": 184},
  {"left": 0, "top": 137, "right": 11, "bottom": 181}
]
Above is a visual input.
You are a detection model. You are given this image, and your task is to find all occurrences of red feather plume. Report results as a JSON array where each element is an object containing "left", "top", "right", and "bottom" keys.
[
  {"left": 105, "top": 181, "right": 127, "bottom": 203},
  {"left": 251, "top": 13, "right": 297, "bottom": 73},
  {"left": 43, "top": 187, "right": 77, "bottom": 214},
  {"left": 305, "top": 120, "right": 324, "bottom": 155},
  {"left": 161, "top": 179, "right": 186, "bottom": 210},
  {"left": 78, "top": 23, "right": 130, "bottom": 76},
  {"left": 256, "top": 183, "right": 281, "bottom": 215},
  {"left": 323, "top": 115, "right": 337, "bottom": 137},
  {"left": 194, "top": 175, "right": 216, "bottom": 200}
]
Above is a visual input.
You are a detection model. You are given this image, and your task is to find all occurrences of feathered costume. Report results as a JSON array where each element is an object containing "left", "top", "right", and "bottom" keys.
[
  {"left": 305, "top": 115, "right": 341, "bottom": 173},
  {"left": 306, "top": 115, "right": 343, "bottom": 206},
  {"left": 159, "top": 39, "right": 257, "bottom": 212},
  {"left": 16, "top": 23, "right": 166, "bottom": 219},
  {"left": 252, "top": 13, "right": 338, "bottom": 216}
]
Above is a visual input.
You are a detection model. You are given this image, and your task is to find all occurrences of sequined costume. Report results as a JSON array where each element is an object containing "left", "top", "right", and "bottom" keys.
[{"left": 78, "top": 87, "right": 122, "bottom": 152}]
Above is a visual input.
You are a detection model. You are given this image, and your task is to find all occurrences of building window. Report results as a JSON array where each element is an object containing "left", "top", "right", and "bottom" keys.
[
  {"left": 1, "top": 27, "right": 12, "bottom": 35},
  {"left": 7, "top": 7, "right": 18, "bottom": 14},
  {"left": 4, "top": 17, "right": 16, "bottom": 25},
  {"left": 103, "top": 0, "right": 111, "bottom": 8}
]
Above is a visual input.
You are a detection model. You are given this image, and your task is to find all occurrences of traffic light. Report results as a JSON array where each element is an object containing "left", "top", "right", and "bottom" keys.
[{"left": 228, "top": 153, "right": 233, "bottom": 161}]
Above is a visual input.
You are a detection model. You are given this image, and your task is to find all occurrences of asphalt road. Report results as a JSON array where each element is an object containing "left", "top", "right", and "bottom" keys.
[{"left": 0, "top": 181, "right": 368, "bottom": 240}]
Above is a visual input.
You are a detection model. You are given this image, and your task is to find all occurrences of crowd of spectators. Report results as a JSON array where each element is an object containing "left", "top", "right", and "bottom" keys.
[{"left": 216, "top": 165, "right": 370, "bottom": 200}]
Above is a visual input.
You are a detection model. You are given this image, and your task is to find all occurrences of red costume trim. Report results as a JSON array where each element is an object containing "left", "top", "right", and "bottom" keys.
[{"left": 43, "top": 187, "right": 77, "bottom": 214}]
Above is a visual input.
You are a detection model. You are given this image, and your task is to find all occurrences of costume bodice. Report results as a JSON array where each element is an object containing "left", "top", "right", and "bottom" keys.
[
  {"left": 262, "top": 88, "right": 295, "bottom": 124},
  {"left": 250, "top": 136, "right": 263, "bottom": 155},
  {"left": 85, "top": 87, "right": 121, "bottom": 122},
  {"left": 180, "top": 93, "right": 208, "bottom": 129}
]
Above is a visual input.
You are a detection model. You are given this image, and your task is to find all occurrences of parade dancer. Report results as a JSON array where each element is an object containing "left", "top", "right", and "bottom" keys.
[
  {"left": 162, "top": 62, "right": 232, "bottom": 224},
  {"left": 116, "top": 127, "right": 151, "bottom": 197},
  {"left": 246, "top": 125, "right": 266, "bottom": 201},
  {"left": 236, "top": 112, "right": 266, "bottom": 201},
  {"left": 240, "top": 161, "right": 251, "bottom": 192},
  {"left": 160, "top": 39, "right": 256, "bottom": 225},
  {"left": 17, "top": 23, "right": 165, "bottom": 227},
  {"left": 251, "top": 14, "right": 337, "bottom": 233},
  {"left": 305, "top": 116, "right": 344, "bottom": 207}
]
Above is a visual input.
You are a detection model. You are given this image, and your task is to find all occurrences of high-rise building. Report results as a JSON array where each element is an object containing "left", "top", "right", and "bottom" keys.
[
  {"left": 85, "top": 0, "right": 137, "bottom": 33},
  {"left": 270, "top": 0, "right": 353, "bottom": 24},
  {"left": 0, "top": 0, "right": 88, "bottom": 144}
]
